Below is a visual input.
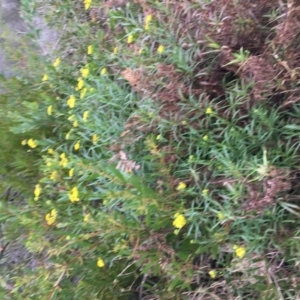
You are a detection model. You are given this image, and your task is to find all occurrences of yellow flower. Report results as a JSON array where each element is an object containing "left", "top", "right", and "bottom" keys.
[
  {"left": 83, "top": 111, "right": 89, "bottom": 121},
  {"left": 113, "top": 47, "right": 118, "bottom": 54},
  {"left": 76, "top": 78, "right": 84, "bottom": 91},
  {"left": 28, "top": 138, "right": 37, "bottom": 149},
  {"left": 46, "top": 161, "right": 52, "bottom": 167},
  {"left": 59, "top": 153, "right": 68, "bottom": 168},
  {"left": 84, "top": 213, "right": 90, "bottom": 222},
  {"left": 209, "top": 270, "right": 217, "bottom": 279},
  {"left": 203, "top": 135, "right": 208, "bottom": 141},
  {"left": 233, "top": 245, "right": 246, "bottom": 259},
  {"left": 34, "top": 184, "right": 41, "bottom": 200},
  {"left": 73, "top": 121, "right": 78, "bottom": 127},
  {"left": 69, "top": 168, "right": 74, "bottom": 177},
  {"left": 87, "top": 45, "right": 93, "bottom": 55},
  {"left": 156, "top": 134, "right": 161, "bottom": 140},
  {"left": 80, "top": 87, "right": 87, "bottom": 99},
  {"left": 67, "top": 95, "right": 76, "bottom": 108},
  {"left": 53, "top": 58, "right": 60, "bottom": 68},
  {"left": 205, "top": 107, "right": 213, "bottom": 115},
  {"left": 157, "top": 45, "right": 164, "bottom": 54},
  {"left": 101, "top": 68, "right": 107, "bottom": 75},
  {"left": 92, "top": 134, "right": 98, "bottom": 144},
  {"left": 47, "top": 105, "right": 52, "bottom": 116},
  {"left": 65, "top": 131, "right": 71, "bottom": 140},
  {"left": 217, "top": 212, "right": 225, "bottom": 220},
  {"left": 68, "top": 187, "right": 80, "bottom": 202},
  {"left": 127, "top": 34, "right": 133, "bottom": 44},
  {"left": 50, "top": 171, "right": 58, "bottom": 181},
  {"left": 45, "top": 209, "right": 57, "bottom": 225},
  {"left": 21, "top": 139, "right": 27, "bottom": 146},
  {"left": 97, "top": 258, "right": 105, "bottom": 268},
  {"left": 173, "top": 213, "right": 186, "bottom": 229},
  {"left": 176, "top": 182, "right": 186, "bottom": 191},
  {"left": 66, "top": 235, "right": 71, "bottom": 241},
  {"left": 42, "top": 74, "right": 48, "bottom": 81},
  {"left": 144, "top": 14, "right": 152, "bottom": 30},
  {"left": 202, "top": 189, "right": 209, "bottom": 196},
  {"left": 68, "top": 114, "right": 75, "bottom": 121},
  {"left": 80, "top": 67, "right": 89, "bottom": 78},
  {"left": 84, "top": 0, "right": 92, "bottom": 10},
  {"left": 48, "top": 148, "right": 54, "bottom": 154},
  {"left": 74, "top": 141, "right": 80, "bottom": 150}
]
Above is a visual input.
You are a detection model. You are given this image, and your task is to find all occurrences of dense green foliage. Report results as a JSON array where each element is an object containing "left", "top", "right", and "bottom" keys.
[{"left": 1, "top": 0, "right": 300, "bottom": 299}]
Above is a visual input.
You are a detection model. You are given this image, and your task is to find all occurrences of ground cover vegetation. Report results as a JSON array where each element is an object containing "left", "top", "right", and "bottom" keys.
[{"left": 1, "top": 0, "right": 300, "bottom": 299}]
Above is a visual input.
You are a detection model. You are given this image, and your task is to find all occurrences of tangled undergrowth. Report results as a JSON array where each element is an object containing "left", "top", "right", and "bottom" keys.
[{"left": 1, "top": 0, "right": 300, "bottom": 299}]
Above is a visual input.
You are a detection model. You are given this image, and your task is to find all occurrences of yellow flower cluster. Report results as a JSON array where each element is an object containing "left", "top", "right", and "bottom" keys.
[
  {"left": 47, "top": 105, "right": 52, "bottom": 116},
  {"left": 92, "top": 134, "right": 98, "bottom": 144},
  {"left": 34, "top": 184, "right": 41, "bottom": 201},
  {"left": 84, "top": 0, "right": 92, "bottom": 10},
  {"left": 59, "top": 153, "right": 68, "bottom": 168},
  {"left": 42, "top": 74, "right": 48, "bottom": 81},
  {"left": 157, "top": 45, "right": 164, "bottom": 54},
  {"left": 233, "top": 245, "right": 246, "bottom": 259},
  {"left": 173, "top": 213, "right": 186, "bottom": 229},
  {"left": 67, "top": 95, "right": 76, "bottom": 108},
  {"left": 206, "top": 107, "right": 213, "bottom": 115},
  {"left": 74, "top": 141, "right": 80, "bottom": 151},
  {"left": 127, "top": 34, "right": 133, "bottom": 44},
  {"left": 50, "top": 171, "right": 58, "bottom": 181},
  {"left": 144, "top": 15, "right": 152, "bottom": 30},
  {"left": 83, "top": 111, "right": 89, "bottom": 121},
  {"left": 68, "top": 187, "right": 80, "bottom": 202},
  {"left": 45, "top": 209, "right": 57, "bottom": 225},
  {"left": 76, "top": 78, "right": 84, "bottom": 91},
  {"left": 53, "top": 58, "right": 60, "bottom": 68},
  {"left": 65, "top": 131, "right": 71, "bottom": 140},
  {"left": 203, "top": 135, "right": 208, "bottom": 141},
  {"left": 84, "top": 213, "right": 91, "bottom": 222},
  {"left": 217, "top": 212, "right": 225, "bottom": 220},
  {"left": 97, "top": 257, "right": 105, "bottom": 268},
  {"left": 28, "top": 138, "right": 37, "bottom": 148},
  {"left": 80, "top": 87, "right": 87, "bottom": 99},
  {"left": 202, "top": 189, "right": 209, "bottom": 196},
  {"left": 69, "top": 168, "right": 74, "bottom": 177},
  {"left": 87, "top": 45, "right": 93, "bottom": 55},
  {"left": 80, "top": 66, "right": 89, "bottom": 78},
  {"left": 68, "top": 114, "right": 75, "bottom": 121},
  {"left": 48, "top": 148, "right": 54, "bottom": 154},
  {"left": 209, "top": 270, "right": 217, "bottom": 279},
  {"left": 176, "top": 182, "right": 186, "bottom": 191}
]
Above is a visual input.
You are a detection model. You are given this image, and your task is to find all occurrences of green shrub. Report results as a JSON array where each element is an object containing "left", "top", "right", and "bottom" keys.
[{"left": 1, "top": 0, "right": 300, "bottom": 299}]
